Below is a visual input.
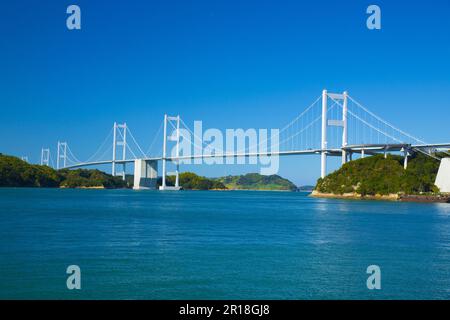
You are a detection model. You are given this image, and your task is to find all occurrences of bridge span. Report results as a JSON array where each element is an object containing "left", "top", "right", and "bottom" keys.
[{"left": 40, "top": 90, "right": 450, "bottom": 191}]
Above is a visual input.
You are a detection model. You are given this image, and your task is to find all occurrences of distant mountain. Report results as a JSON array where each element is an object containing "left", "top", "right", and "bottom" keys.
[
  {"left": 215, "top": 173, "right": 297, "bottom": 191},
  {"left": 297, "top": 185, "right": 315, "bottom": 191}
]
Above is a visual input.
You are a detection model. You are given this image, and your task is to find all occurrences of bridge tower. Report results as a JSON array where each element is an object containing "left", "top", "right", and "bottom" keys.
[
  {"left": 321, "top": 90, "right": 348, "bottom": 178},
  {"left": 321, "top": 90, "right": 328, "bottom": 178},
  {"left": 160, "top": 114, "right": 181, "bottom": 190},
  {"left": 57, "top": 142, "right": 67, "bottom": 169},
  {"left": 112, "top": 122, "right": 127, "bottom": 180},
  {"left": 41, "top": 148, "right": 50, "bottom": 166}
]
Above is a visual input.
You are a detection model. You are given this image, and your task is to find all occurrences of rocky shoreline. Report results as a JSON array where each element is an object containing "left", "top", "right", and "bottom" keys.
[
  {"left": 398, "top": 194, "right": 450, "bottom": 203},
  {"left": 310, "top": 190, "right": 450, "bottom": 203},
  {"left": 60, "top": 185, "right": 106, "bottom": 189}
]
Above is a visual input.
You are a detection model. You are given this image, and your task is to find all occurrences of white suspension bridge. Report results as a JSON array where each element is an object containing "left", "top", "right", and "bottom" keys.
[{"left": 36, "top": 90, "right": 450, "bottom": 191}]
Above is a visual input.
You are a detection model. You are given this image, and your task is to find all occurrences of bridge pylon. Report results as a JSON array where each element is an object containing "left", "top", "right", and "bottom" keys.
[
  {"left": 57, "top": 142, "right": 67, "bottom": 169},
  {"left": 320, "top": 89, "right": 349, "bottom": 178},
  {"left": 321, "top": 90, "right": 327, "bottom": 178},
  {"left": 41, "top": 148, "right": 50, "bottom": 166},
  {"left": 112, "top": 122, "right": 127, "bottom": 180},
  {"left": 160, "top": 114, "right": 181, "bottom": 190}
]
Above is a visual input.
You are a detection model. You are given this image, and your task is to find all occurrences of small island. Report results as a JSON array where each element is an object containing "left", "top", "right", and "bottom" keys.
[
  {"left": 214, "top": 173, "right": 297, "bottom": 191},
  {"left": 312, "top": 153, "right": 450, "bottom": 202},
  {"left": 154, "top": 172, "right": 297, "bottom": 191}
]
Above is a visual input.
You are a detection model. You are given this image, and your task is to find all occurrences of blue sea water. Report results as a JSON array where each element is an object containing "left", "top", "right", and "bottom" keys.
[{"left": 0, "top": 188, "right": 449, "bottom": 299}]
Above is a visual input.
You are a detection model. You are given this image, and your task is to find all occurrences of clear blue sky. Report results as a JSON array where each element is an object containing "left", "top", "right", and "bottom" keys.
[{"left": 1, "top": 0, "right": 449, "bottom": 185}]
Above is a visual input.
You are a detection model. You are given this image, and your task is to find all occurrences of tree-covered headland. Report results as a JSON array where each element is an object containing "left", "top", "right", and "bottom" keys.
[
  {"left": 0, "top": 154, "right": 126, "bottom": 188},
  {"left": 315, "top": 153, "right": 442, "bottom": 196}
]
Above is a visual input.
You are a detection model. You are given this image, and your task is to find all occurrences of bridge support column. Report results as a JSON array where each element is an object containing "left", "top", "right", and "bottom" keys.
[
  {"left": 57, "top": 141, "right": 68, "bottom": 169},
  {"left": 341, "top": 152, "right": 347, "bottom": 165},
  {"left": 361, "top": 149, "right": 365, "bottom": 158},
  {"left": 112, "top": 122, "right": 117, "bottom": 176},
  {"left": 133, "top": 159, "right": 158, "bottom": 190},
  {"left": 321, "top": 152, "right": 327, "bottom": 178},
  {"left": 341, "top": 91, "right": 348, "bottom": 165},
  {"left": 403, "top": 149, "right": 409, "bottom": 170},
  {"left": 159, "top": 114, "right": 182, "bottom": 190},
  {"left": 321, "top": 89, "right": 328, "bottom": 178},
  {"left": 342, "top": 150, "right": 348, "bottom": 164},
  {"left": 112, "top": 122, "right": 127, "bottom": 178},
  {"left": 161, "top": 115, "right": 167, "bottom": 189},
  {"left": 175, "top": 115, "right": 180, "bottom": 189},
  {"left": 435, "top": 158, "right": 450, "bottom": 193}
]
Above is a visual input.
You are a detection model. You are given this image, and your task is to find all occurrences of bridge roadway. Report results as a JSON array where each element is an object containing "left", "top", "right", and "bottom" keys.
[
  {"left": 63, "top": 148, "right": 340, "bottom": 169},
  {"left": 63, "top": 142, "right": 450, "bottom": 170}
]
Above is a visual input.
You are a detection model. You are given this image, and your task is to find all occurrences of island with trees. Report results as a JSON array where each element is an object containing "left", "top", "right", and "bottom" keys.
[
  {"left": 214, "top": 173, "right": 297, "bottom": 191},
  {"left": 313, "top": 153, "right": 450, "bottom": 202},
  {"left": 158, "top": 172, "right": 297, "bottom": 191}
]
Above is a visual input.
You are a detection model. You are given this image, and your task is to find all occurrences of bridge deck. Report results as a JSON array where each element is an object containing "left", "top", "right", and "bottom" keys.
[{"left": 62, "top": 143, "right": 450, "bottom": 170}]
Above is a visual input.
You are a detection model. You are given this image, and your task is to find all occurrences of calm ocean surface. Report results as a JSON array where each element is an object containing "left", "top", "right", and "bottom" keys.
[{"left": 1, "top": 188, "right": 450, "bottom": 299}]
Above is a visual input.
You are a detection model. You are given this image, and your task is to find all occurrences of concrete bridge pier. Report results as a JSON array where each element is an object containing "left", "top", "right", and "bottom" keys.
[
  {"left": 435, "top": 158, "right": 450, "bottom": 193},
  {"left": 133, "top": 159, "right": 158, "bottom": 190},
  {"left": 403, "top": 148, "right": 409, "bottom": 169}
]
